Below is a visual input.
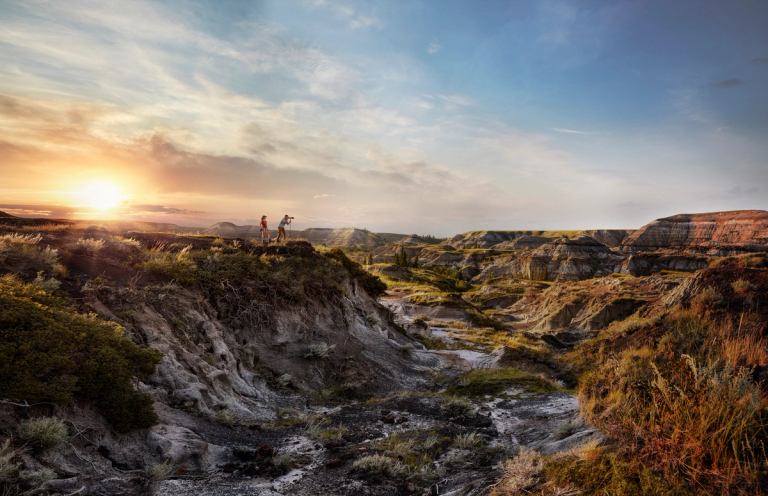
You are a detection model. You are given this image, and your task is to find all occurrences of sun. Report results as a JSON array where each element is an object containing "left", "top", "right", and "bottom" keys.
[{"left": 73, "top": 180, "right": 125, "bottom": 212}]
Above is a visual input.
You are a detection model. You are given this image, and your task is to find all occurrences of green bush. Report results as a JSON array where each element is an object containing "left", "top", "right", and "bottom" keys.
[{"left": 0, "top": 275, "right": 161, "bottom": 432}]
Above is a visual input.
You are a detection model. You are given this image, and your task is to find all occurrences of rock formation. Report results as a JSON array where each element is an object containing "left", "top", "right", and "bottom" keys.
[{"left": 622, "top": 210, "right": 768, "bottom": 252}]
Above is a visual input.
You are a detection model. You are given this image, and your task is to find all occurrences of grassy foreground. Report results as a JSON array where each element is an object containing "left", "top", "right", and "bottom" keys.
[{"left": 493, "top": 256, "right": 768, "bottom": 496}]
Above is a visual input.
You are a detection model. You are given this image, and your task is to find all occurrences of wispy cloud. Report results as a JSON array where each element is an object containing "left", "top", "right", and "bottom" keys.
[
  {"left": 552, "top": 127, "right": 596, "bottom": 135},
  {"left": 751, "top": 57, "right": 768, "bottom": 64},
  {"left": 427, "top": 41, "right": 441, "bottom": 55},
  {"left": 306, "top": 0, "right": 381, "bottom": 30}
]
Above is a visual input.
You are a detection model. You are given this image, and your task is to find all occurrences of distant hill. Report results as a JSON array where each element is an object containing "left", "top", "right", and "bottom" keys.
[
  {"left": 203, "top": 222, "right": 408, "bottom": 248},
  {"left": 0, "top": 211, "right": 73, "bottom": 227},
  {"left": 446, "top": 229, "right": 633, "bottom": 249},
  {"left": 623, "top": 210, "right": 768, "bottom": 252}
]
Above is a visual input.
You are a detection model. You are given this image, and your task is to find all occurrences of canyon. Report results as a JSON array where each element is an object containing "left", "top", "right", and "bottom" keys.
[{"left": 0, "top": 210, "right": 766, "bottom": 495}]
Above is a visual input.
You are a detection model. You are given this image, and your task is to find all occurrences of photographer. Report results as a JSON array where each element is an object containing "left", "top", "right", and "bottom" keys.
[{"left": 276, "top": 214, "right": 293, "bottom": 243}]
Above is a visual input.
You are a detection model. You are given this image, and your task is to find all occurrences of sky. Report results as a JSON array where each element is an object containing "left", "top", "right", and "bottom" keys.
[{"left": 0, "top": 0, "right": 767, "bottom": 235}]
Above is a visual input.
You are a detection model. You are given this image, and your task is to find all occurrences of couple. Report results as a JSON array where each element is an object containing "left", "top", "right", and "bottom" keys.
[{"left": 260, "top": 214, "right": 292, "bottom": 244}]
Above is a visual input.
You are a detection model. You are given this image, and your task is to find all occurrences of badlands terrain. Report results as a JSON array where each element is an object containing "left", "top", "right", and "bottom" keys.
[{"left": 0, "top": 210, "right": 767, "bottom": 495}]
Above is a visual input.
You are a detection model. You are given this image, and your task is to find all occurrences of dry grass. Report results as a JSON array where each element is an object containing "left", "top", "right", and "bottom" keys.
[
  {"left": 491, "top": 448, "right": 544, "bottom": 495},
  {"left": 74, "top": 237, "right": 105, "bottom": 252},
  {"left": 578, "top": 310, "right": 768, "bottom": 494},
  {"left": 352, "top": 454, "right": 409, "bottom": 478},
  {"left": 453, "top": 432, "right": 484, "bottom": 449},
  {"left": 0, "top": 440, "right": 19, "bottom": 480},
  {"left": 146, "top": 459, "right": 175, "bottom": 481},
  {"left": 18, "top": 417, "right": 68, "bottom": 450}
]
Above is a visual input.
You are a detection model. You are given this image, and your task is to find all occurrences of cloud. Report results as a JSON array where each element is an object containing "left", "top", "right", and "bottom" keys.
[
  {"left": 305, "top": 0, "right": 381, "bottom": 30},
  {"left": 552, "top": 127, "right": 596, "bottom": 135},
  {"left": 313, "top": 193, "right": 335, "bottom": 199},
  {"left": 427, "top": 41, "right": 441, "bottom": 55},
  {"left": 751, "top": 57, "right": 768, "bottom": 64},
  {"left": 0, "top": 204, "right": 77, "bottom": 218},
  {"left": 712, "top": 78, "right": 743, "bottom": 89},
  {"left": 125, "top": 204, "right": 203, "bottom": 215}
]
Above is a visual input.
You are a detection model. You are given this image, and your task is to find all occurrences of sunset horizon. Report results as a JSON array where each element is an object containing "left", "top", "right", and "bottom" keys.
[{"left": 2, "top": 1, "right": 767, "bottom": 236}]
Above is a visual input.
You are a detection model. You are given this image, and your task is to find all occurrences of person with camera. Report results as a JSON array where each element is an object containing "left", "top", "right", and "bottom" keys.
[{"left": 276, "top": 214, "right": 293, "bottom": 243}]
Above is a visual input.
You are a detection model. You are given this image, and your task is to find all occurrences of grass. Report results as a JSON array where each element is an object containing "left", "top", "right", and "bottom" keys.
[
  {"left": 554, "top": 267, "right": 768, "bottom": 495},
  {"left": 0, "top": 233, "right": 62, "bottom": 276},
  {"left": 75, "top": 237, "right": 105, "bottom": 252},
  {"left": 146, "top": 459, "right": 176, "bottom": 481},
  {"left": 447, "top": 367, "right": 560, "bottom": 397},
  {"left": 490, "top": 448, "right": 544, "bottom": 495},
  {"left": 304, "top": 342, "right": 335, "bottom": 359},
  {"left": 453, "top": 432, "right": 484, "bottom": 449},
  {"left": 362, "top": 429, "right": 452, "bottom": 482},
  {"left": 440, "top": 396, "right": 473, "bottom": 417},
  {"left": 0, "top": 440, "right": 19, "bottom": 480},
  {"left": 18, "top": 417, "right": 68, "bottom": 450},
  {"left": 352, "top": 454, "right": 409, "bottom": 479}
]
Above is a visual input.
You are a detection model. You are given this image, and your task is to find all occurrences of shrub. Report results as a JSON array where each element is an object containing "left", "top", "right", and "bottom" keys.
[
  {"left": 352, "top": 454, "right": 409, "bottom": 479},
  {"left": 0, "top": 275, "right": 161, "bottom": 432},
  {"left": 18, "top": 417, "right": 68, "bottom": 449}
]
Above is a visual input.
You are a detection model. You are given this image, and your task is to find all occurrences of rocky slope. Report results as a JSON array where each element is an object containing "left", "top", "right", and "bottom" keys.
[
  {"left": 446, "top": 229, "right": 632, "bottom": 249},
  {"left": 623, "top": 210, "right": 768, "bottom": 252}
]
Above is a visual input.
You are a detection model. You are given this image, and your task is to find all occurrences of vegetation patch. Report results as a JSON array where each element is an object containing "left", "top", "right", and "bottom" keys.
[
  {"left": 557, "top": 267, "right": 768, "bottom": 495},
  {"left": 18, "top": 417, "right": 68, "bottom": 450},
  {"left": 0, "top": 275, "right": 161, "bottom": 432},
  {"left": 447, "top": 367, "right": 559, "bottom": 397}
]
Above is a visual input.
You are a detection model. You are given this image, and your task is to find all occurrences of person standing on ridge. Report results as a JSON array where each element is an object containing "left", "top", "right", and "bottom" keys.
[
  {"left": 276, "top": 214, "right": 292, "bottom": 244},
  {"left": 260, "top": 215, "right": 270, "bottom": 245}
]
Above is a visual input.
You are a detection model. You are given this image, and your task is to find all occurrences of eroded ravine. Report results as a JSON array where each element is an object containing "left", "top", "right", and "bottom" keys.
[{"left": 156, "top": 288, "right": 593, "bottom": 496}]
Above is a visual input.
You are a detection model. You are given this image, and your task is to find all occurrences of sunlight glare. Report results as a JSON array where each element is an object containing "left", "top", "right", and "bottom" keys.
[{"left": 73, "top": 180, "right": 125, "bottom": 211}]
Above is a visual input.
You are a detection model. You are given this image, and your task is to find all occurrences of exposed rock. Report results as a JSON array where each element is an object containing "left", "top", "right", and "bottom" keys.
[
  {"left": 475, "top": 236, "right": 623, "bottom": 282},
  {"left": 494, "top": 235, "right": 551, "bottom": 250},
  {"left": 622, "top": 210, "right": 768, "bottom": 252},
  {"left": 619, "top": 253, "right": 708, "bottom": 275}
]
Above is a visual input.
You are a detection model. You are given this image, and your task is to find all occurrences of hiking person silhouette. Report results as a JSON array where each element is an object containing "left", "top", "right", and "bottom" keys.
[
  {"left": 260, "top": 215, "right": 271, "bottom": 245},
  {"left": 276, "top": 214, "right": 292, "bottom": 243}
]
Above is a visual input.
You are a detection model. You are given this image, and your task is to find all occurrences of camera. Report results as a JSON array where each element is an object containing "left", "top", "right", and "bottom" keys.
[{"left": 288, "top": 216, "right": 295, "bottom": 219}]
